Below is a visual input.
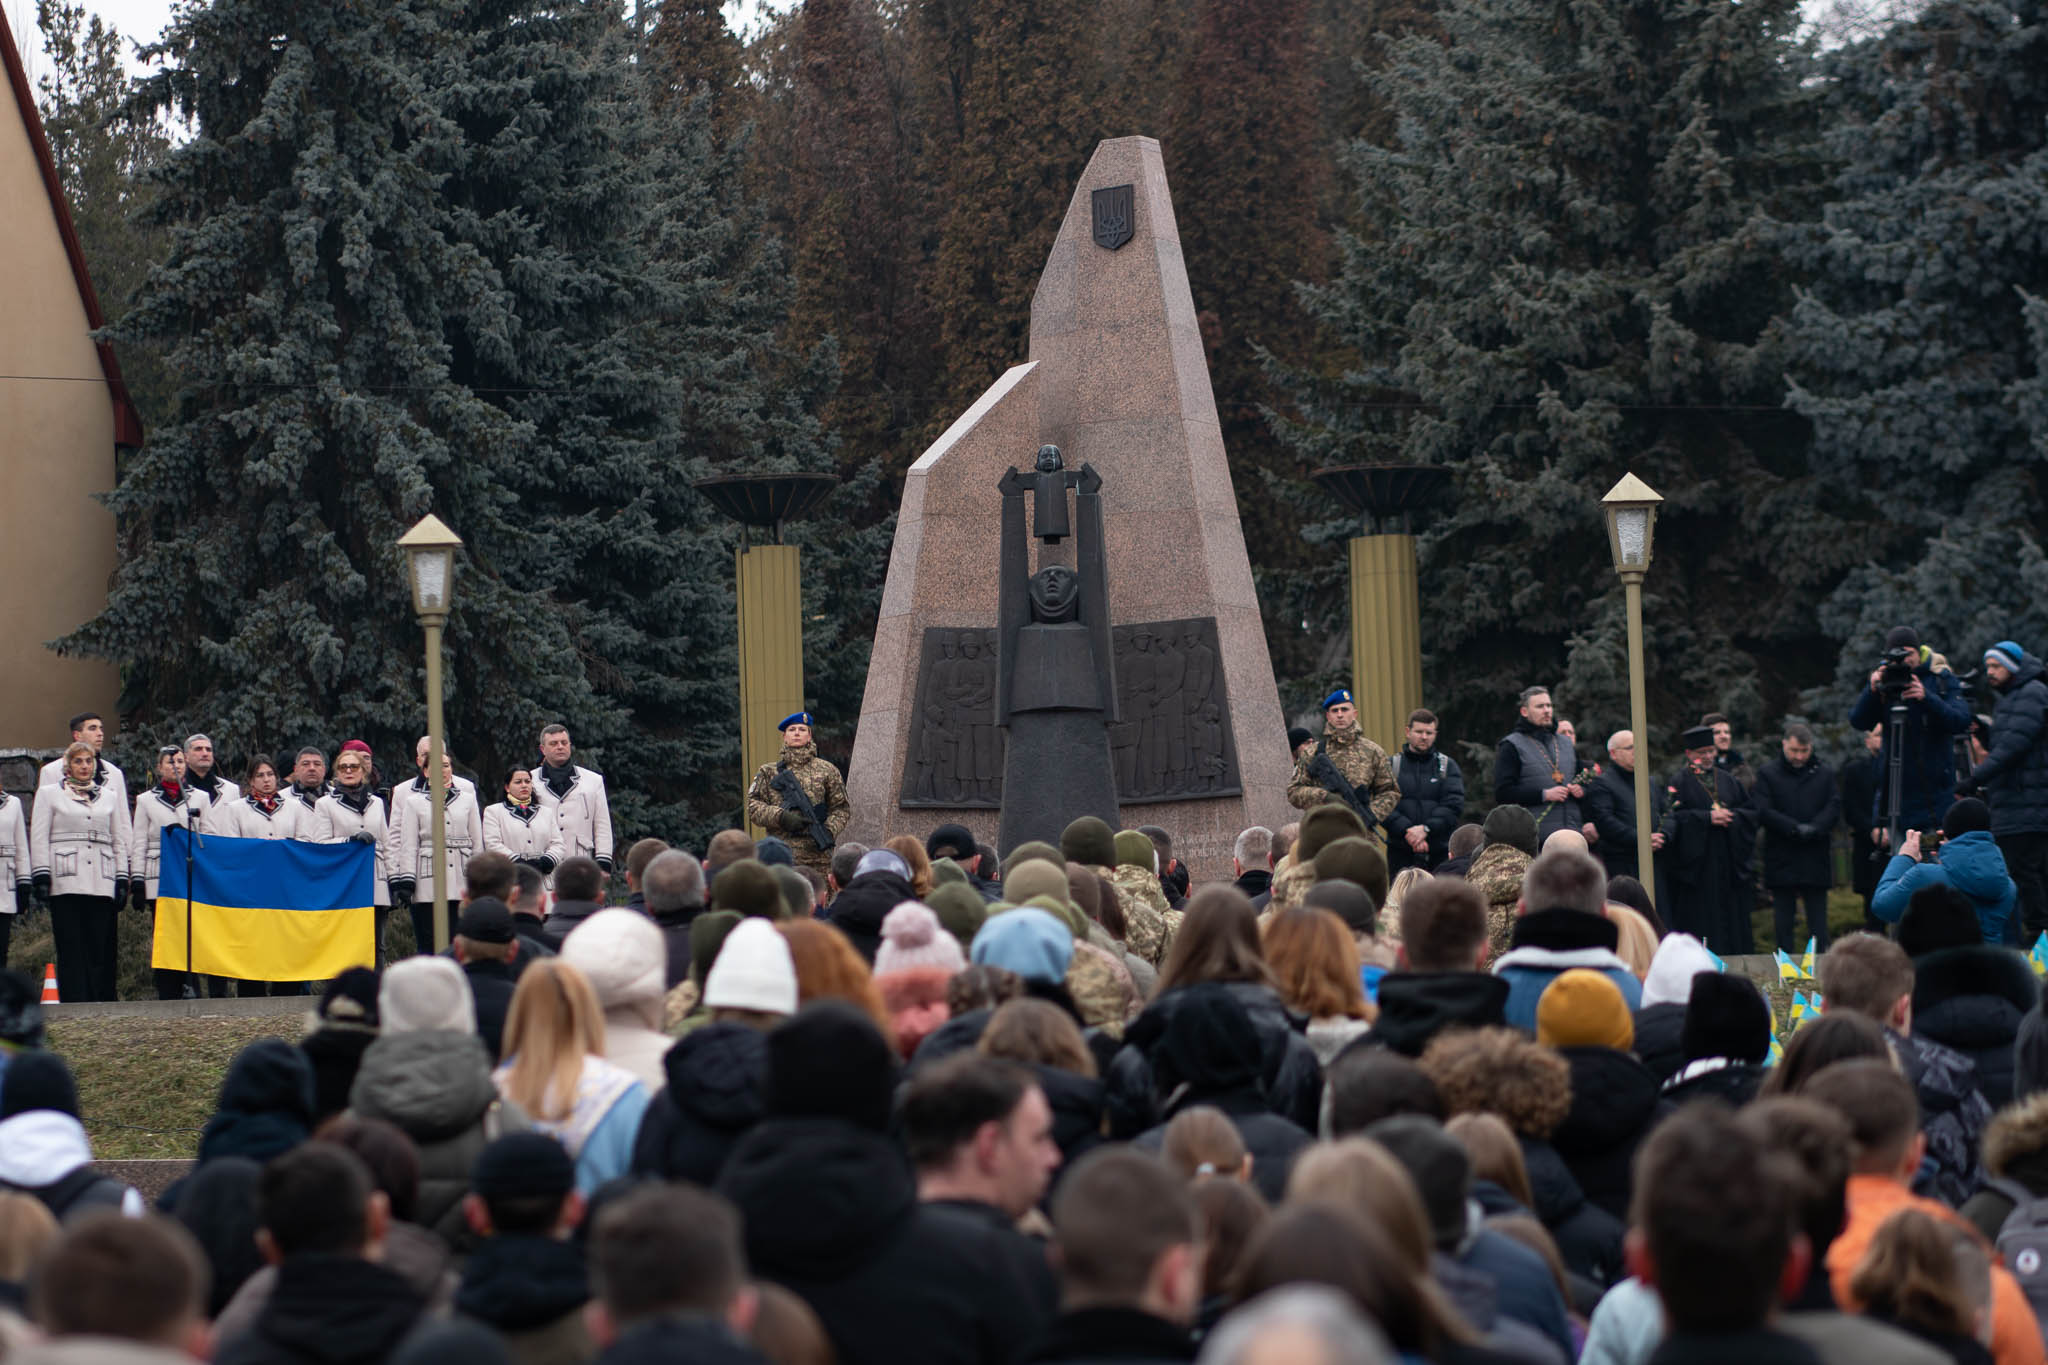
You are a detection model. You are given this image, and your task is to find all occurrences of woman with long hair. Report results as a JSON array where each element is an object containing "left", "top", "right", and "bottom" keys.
[
  {"left": 493, "top": 960, "right": 650, "bottom": 1193},
  {"left": 1849, "top": 1209, "right": 1994, "bottom": 1365},
  {"left": 977, "top": 995, "right": 1106, "bottom": 1171},
  {"left": 883, "top": 835, "right": 935, "bottom": 899},
  {"left": 1262, "top": 906, "right": 1374, "bottom": 1065},
  {"left": 1760, "top": 1010, "right": 1892, "bottom": 1098},
  {"left": 778, "top": 919, "right": 896, "bottom": 1048},
  {"left": 29, "top": 741, "right": 130, "bottom": 1001},
  {"left": 1106, "top": 886, "right": 1321, "bottom": 1136}
]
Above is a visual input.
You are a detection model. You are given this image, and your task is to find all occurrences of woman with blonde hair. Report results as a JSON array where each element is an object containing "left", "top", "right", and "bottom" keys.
[
  {"left": 30, "top": 741, "right": 131, "bottom": 1001},
  {"left": 1605, "top": 903, "right": 1659, "bottom": 978},
  {"left": 494, "top": 960, "right": 650, "bottom": 1193},
  {"left": 1380, "top": 866, "right": 1432, "bottom": 944},
  {"left": 884, "top": 835, "right": 935, "bottom": 899},
  {"left": 778, "top": 918, "right": 896, "bottom": 1049},
  {"left": 1261, "top": 906, "right": 1374, "bottom": 1065}
]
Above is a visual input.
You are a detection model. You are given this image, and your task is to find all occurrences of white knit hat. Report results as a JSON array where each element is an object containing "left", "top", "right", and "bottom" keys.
[
  {"left": 379, "top": 956, "right": 476, "bottom": 1035},
  {"left": 704, "top": 918, "right": 799, "bottom": 1016},
  {"left": 876, "top": 902, "right": 967, "bottom": 976},
  {"left": 1640, "top": 932, "right": 1721, "bottom": 1009},
  {"left": 560, "top": 908, "right": 666, "bottom": 1008}
]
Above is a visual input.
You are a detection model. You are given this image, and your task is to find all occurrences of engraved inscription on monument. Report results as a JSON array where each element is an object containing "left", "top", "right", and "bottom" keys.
[{"left": 900, "top": 616, "right": 1240, "bottom": 808}]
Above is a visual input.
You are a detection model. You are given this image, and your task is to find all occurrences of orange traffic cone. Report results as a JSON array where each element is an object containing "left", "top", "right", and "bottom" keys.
[{"left": 39, "top": 964, "right": 58, "bottom": 1005}]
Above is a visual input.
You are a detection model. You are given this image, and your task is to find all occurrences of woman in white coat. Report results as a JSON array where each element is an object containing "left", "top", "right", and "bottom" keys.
[
  {"left": 213, "top": 756, "right": 305, "bottom": 841},
  {"left": 311, "top": 743, "right": 391, "bottom": 957},
  {"left": 483, "top": 764, "right": 565, "bottom": 884},
  {"left": 0, "top": 781, "right": 32, "bottom": 972},
  {"left": 130, "top": 745, "right": 214, "bottom": 1000},
  {"left": 392, "top": 751, "right": 484, "bottom": 953},
  {"left": 30, "top": 742, "right": 131, "bottom": 1001}
]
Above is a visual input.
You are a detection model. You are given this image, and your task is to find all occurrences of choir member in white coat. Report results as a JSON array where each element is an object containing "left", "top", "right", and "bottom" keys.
[
  {"left": 392, "top": 750, "right": 484, "bottom": 952},
  {"left": 483, "top": 763, "right": 565, "bottom": 882},
  {"left": 531, "top": 724, "right": 614, "bottom": 875},
  {"left": 131, "top": 745, "right": 214, "bottom": 999},
  {"left": 30, "top": 743, "right": 131, "bottom": 1001}
]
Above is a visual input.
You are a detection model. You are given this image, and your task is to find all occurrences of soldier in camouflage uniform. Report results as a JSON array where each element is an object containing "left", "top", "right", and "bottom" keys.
[
  {"left": 1110, "top": 829, "right": 1174, "bottom": 964},
  {"left": 1465, "top": 805, "right": 1539, "bottom": 963},
  {"left": 744, "top": 713, "right": 851, "bottom": 878},
  {"left": 1288, "top": 689, "right": 1399, "bottom": 840}
]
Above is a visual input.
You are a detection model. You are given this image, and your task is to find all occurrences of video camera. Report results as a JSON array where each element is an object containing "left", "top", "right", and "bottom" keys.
[{"left": 1877, "top": 645, "right": 1918, "bottom": 704}]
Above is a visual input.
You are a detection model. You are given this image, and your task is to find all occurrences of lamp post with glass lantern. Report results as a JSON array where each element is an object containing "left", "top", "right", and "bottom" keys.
[
  {"left": 398, "top": 514, "right": 462, "bottom": 952},
  {"left": 1601, "top": 474, "right": 1663, "bottom": 904}
]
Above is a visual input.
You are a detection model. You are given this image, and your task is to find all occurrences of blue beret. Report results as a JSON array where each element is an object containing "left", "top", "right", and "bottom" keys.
[
  {"left": 777, "top": 712, "right": 814, "bottom": 731},
  {"left": 1321, "top": 689, "right": 1353, "bottom": 711}
]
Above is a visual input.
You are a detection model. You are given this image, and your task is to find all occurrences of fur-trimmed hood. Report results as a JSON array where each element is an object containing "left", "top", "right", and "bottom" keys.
[
  {"left": 1986, "top": 1090, "right": 2048, "bottom": 1190},
  {"left": 1418, "top": 1026, "right": 1571, "bottom": 1138},
  {"left": 1914, "top": 943, "right": 2038, "bottom": 1022}
]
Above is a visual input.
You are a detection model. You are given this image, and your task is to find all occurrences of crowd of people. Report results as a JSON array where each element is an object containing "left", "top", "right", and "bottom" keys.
[{"left": 0, "top": 719, "right": 2044, "bottom": 1364}]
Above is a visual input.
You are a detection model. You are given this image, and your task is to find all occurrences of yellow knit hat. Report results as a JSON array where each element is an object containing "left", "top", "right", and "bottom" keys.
[{"left": 1535, "top": 968, "right": 1635, "bottom": 1051}]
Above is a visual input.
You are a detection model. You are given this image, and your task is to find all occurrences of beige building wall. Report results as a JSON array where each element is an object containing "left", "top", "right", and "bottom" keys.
[{"left": 0, "top": 46, "right": 122, "bottom": 747}]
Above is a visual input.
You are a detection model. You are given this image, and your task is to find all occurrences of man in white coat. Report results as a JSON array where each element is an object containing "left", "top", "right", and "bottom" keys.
[
  {"left": 183, "top": 733, "right": 239, "bottom": 808},
  {"left": 38, "top": 712, "right": 127, "bottom": 809},
  {"left": 531, "top": 724, "right": 614, "bottom": 876}
]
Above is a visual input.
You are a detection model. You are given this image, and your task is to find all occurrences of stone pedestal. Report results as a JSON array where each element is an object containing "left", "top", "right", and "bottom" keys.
[{"left": 845, "top": 137, "right": 1293, "bottom": 879}]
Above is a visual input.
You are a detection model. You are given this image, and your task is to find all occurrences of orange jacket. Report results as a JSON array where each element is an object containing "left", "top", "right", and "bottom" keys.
[{"left": 1830, "top": 1174, "right": 2045, "bottom": 1365}]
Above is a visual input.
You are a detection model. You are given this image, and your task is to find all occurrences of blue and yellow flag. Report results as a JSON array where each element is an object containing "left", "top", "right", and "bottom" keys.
[
  {"left": 151, "top": 828, "right": 374, "bottom": 981},
  {"left": 1775, "top": 948, "right": 1802, "bottom": 982},
  {"left": 1791, "top": 990, "right": 1821, "bottom": 1025},
  {"left": 2032, "top": 934, "right": 2048, "bottom": 978},
  {"left": 1801, "top": 937, "right": 1818, "bottom": 980}
]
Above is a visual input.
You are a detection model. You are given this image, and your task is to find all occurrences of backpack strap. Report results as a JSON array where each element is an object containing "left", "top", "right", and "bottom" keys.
[{"left": 1988, "top": 1176, "right": 2046, "bottom": 1227}]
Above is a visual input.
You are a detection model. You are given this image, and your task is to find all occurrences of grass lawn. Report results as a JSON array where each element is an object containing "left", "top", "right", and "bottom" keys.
[{"left": 48, "top": 1013, "right": 306, "bottom": 1159}]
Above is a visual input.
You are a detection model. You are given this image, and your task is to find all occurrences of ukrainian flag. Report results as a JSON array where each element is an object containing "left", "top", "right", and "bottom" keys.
[{"left": 151, "top": 828, "right": 375, "bottom": 981}]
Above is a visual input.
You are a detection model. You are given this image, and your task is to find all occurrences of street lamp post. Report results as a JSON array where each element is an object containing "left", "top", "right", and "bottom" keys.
[
  {"left": 398, "top": 513, "right": 462, "bottom": 953},
  {"left": 1601, "top": 474, "right": 1663, "bottom": 907}
]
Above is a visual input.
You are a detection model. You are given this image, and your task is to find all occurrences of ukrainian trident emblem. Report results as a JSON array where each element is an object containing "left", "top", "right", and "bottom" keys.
[{"left": 1091, "top": 184, "right": 1134, "bottom": 251}]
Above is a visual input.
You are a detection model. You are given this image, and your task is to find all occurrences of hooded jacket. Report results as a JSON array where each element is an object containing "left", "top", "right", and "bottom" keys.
[
  {"left": 824, "top": 871, "right": 914, "bottom": 963},
  {"left": 559, "top": 909, "right": 672, "bottom": 1092},
  {"left": 630, "top": 1022, "right": 769, "bottom": 1186},
  {"left": 1912, "top": 944, "right": 2038, "bottom": 1109},
  {"left": 1103, "top": 981, "right": 1322, "bottom": 1138},
  {"left": 1874, "top": 833, "right": 2019, "bottom": 942},
  {"left": 1521, "top": 1134, "right": 1627, "bottom": 1287},
  {"left": 1891, "top": 1029, "right": 1993, "bottom": 1207},
  {"left": 348, "top": 1030, "right": 528, "bottom": 1246},
  {"left": 212, "top": 1253, "right": 423, "bottom": 1365},
  {"left": 1033, "top": 1063, "right": 1107, "bottom": 1174},
  {"left": 1632, "top": 936, "right": 1721, "bottom": 1082},
  {"left": 1969, "top": 655, "right": 2048, "bottom": 836},
  {"left": 1549, "top": 1047, "right": 1667, "bottom": 1222},
  {"left": 1368, "top": 971, "right": 1510, "bottom": 1057},
  {"left": 1493, "top": 909, "right": 1642, "bottom": 1031},
  {"left": 195, "top": 1041, "right": 317, "bottom": 1169},
  {"left": 0, "top": 1111, "right": 142, "bottom": 1220},
  {"left": 455, "top": 1233, "right": 591, "bottom": 1363},
  {"left": 298, "top": 1025, "right": 377, "bottom": 1125},
  {"left": 716, "top": 1116, "right": 1050, "bottom": 1365}
]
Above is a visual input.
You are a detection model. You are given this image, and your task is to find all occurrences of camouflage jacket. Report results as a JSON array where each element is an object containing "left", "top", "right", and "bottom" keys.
[
  {"left": 745, "top": 742, "right": 851, "bottom": 854},
  {"left": 1108, "top": 865, "right": 1172, "bottom": 965},
  {"left": 1068, "top": 939, "right": 1141, "bottom": 1038},
  {"left": 1266, "top": 858, "right": 1320, "bottom": 913},
  {"left": 1465, "top": 842, "right": 1531, "bottom": 963},
  {"left": 1288, "top": 727, "right": 1400, "bottom": 826}
]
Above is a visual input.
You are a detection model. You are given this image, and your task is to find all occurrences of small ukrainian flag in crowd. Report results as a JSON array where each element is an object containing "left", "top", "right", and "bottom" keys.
[
  {"left": 1775, "top": 948, "right": 1803, "bottom": 982},
  {"left": 2031, "top": 933, "right": 2048, "bottom": 978},
  {"left": 1801, "top": 937, "right": 1818, "bottom": 980},
  {"left": 1790, "top": 990, "right": 1821, "bottom": 1025}
]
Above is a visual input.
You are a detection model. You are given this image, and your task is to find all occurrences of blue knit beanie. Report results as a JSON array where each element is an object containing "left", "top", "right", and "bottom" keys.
[
  {"left": 1986, "top": 641, "right": 2026, "bottom": 673},
  {"left": 970, "top": 908, "right": 1074, "bottom": 984}
]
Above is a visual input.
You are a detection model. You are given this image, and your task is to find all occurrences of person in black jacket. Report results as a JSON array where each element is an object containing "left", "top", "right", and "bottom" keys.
[
  {"left": 1387, "top": 710, "right": 1466, "bottom": 875},
  {"left": 1751, "top": 725, "right": 1841, "bottom": 952},
  {"left": 717, "top": 1002, "right": 1048, "bottom": 1365},
  {"left": 1372, "top": 878, "right": 1508, "bottom": 1058},
  {"left": 455, "top": 1133, "right": 590, "bottom": 1364},
  {"left": 1962, "top": 643, "right": 2048, "bottom": 941},
  {"left": 1026, "top": 1148, "right": 1200, "bottom": 1365},
  {"left": 539, "top": 857, "right": 607, "bottom": 951},
  {"left": 640, "top": 850, "right": 706, "bottom": 989},
  {"left": 823, "top": 850, "right": 916, "bottom": 964},
  {"left": 451, "top": 900, "right": 520, "bottom": 1063},
  {"left": 1898, "top": 885, "right": 2038, "bottom": 1109},
  {"left": 902, "top": 1055, "right": 1062, "bottom": 1325},
  {"left": 213, "top": 1144, "right": 424, "bottom": 1365},
  {"left": 585, "top": 1182, "right": 768, "bottom": 1365},
  {"left": 1534, "top": 970, "right": 1668, "bottom": 1222},
  {"left": 1584, "top": 730, "right": 1646, "bottom": 882},
  {"left": 298, "top": 969, "right": 380, "bottom": 1126},
  {"left": 1842, "top": 726, "right": 1886, "bottom": 929}
]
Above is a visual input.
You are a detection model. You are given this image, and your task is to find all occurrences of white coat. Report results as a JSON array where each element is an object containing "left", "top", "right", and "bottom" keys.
[
  {"left": 0, "top": 795, "right": 31, "bottom": 906},
  {"left": 310, "top": 790, "right": 392, "bottom": 906},
  {"left": 31, "top": 782, "right": 131, "bottom": 900},
  {"left": 189, "top": 773, "right": 241, "bottom": 807},
  {"left": 214, "top": 794, "right": 307, "bottom": 841},
  {"left": 482, "top": 801, "right": 565, "bottom": 873},
  {"left": 38, "top": 756, "right": 127, "bottom": 809},
  {"left": 530, "top": 764, "right": 613, "bottom": 869},
  {"left": 129, "top": 786, "right": 214, "bottom": 898},
  {"left": 392, "top": 781, "right": 485, "bottom": 900}
]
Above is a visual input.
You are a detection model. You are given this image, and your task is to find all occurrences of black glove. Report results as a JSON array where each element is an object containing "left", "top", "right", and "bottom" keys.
[
  {"left": 13, "top": 885, "right": 27, "bottom": 915},
  {"left": 390, "top": 878, "right": 416, "bottom": 906},
  {"left": 349, "top": 830, "right": 378, "bottom": 844},
  {"left": 130, "top": 881, "right": 147, "bottom": 912},
  {"left": 112, "top": 879, "right": 129, "bottom": 910},
  {"left": 534, "top": 856, "right": 556, "bottom": 875},
  {"left": 31, "top": 873, "right": 49, "bottom": 907},
  {"left": 778, "top": 809, "right": 807, "bottom": 833},
  {"left": 1957, "top": 780, "right": 1982, "bottom": 800},
  {"left": 595, "top": 855, "right": 613, "bottom": 875}
]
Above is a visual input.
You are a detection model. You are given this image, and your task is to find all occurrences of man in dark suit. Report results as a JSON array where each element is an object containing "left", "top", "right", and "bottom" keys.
[{"left": 1584, "top": 729, "right": 1645, "bottom": 882}]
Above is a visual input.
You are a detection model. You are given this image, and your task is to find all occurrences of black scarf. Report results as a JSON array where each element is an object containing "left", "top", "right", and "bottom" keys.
[
  {"left": 540, "top": 761, "right": 575, "bottom": 799},
  {"left": 334, "top": 786, "right": 371, "bottom": 815}
]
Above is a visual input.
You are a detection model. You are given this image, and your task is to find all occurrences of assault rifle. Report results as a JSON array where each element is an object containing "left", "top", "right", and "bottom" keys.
[
  {"left": 771, "top": 765, "right": 835, "bottom": 851},
  {"left": 1307, "top": 745, "right": 1377, "bottom": 832}
]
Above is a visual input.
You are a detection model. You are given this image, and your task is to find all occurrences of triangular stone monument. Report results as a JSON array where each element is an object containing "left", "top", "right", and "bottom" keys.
[{"left": 844, "top": 136, "right": 1293, "bottom": 877}]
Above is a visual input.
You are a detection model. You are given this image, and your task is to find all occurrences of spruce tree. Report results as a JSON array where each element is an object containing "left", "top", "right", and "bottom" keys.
[
  {"left": 1785, "top": 0, "right": 2048, "bottom": 705},
  {"left": 1286, "top": 0, "right": 1834, "bottom": 756}
]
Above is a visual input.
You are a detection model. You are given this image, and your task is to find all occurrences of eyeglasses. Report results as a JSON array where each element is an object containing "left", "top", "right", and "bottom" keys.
[{"left": 335, "top": 762, "right": 366, "bottom": 773}]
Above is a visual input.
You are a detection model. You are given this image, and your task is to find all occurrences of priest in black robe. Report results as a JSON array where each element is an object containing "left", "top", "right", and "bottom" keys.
[{"left": 1655, "top": 724, "right": 1758, "bottom": 954}]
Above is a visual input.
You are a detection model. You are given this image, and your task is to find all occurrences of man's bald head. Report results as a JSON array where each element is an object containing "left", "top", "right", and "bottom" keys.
[
  {"left": 1607, "top": 731, "right": 1636, "bottom": 773},
  {"left": 1543, "top": 829, "right": 1589, "bottom": 856}
]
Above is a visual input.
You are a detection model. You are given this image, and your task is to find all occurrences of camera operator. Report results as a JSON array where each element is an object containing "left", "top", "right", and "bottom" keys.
[
  {"left": 1848, "top": 625, "right": 1973, "bottom": 849},
  {"left": 1958, "top": 640, "right": 2048, "bottom": 940}
]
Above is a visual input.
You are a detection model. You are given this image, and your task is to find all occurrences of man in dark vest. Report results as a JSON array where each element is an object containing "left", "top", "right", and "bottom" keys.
[
  {"left": 1493, "top": 686, "right": 1582, "bottom": 841},
  {"left": 1584, "top": 729, "right": 1645, "bottom": 882}
]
